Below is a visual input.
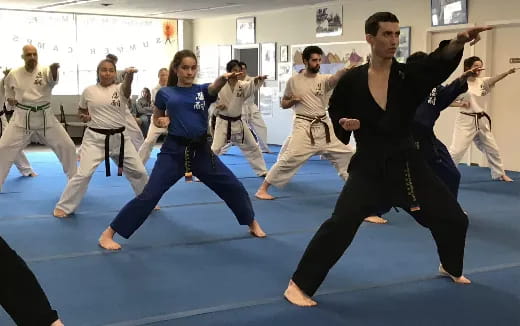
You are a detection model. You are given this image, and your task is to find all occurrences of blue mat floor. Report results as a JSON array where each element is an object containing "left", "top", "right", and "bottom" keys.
[{"left": 1, "top": 145, "right": 519, "bottom": 325}]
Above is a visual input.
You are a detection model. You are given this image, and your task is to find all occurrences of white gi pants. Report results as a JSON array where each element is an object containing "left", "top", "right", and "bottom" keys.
[
  {"left": 55, "top": 128, "right": 148, "bottom": 214},
  {"left": 244, "top": 106, "right": 270, "bottom": 153},
  {"left": 124, "top": 108, "right": 144, "bottom": 151},
  {"left": 0, "top": 115, "right": 35, "bottom": 177},
  {"left": 0, "top": 122, "right": 77, "bottom": 191},
  {"left": 265, "top": 117, "right": 354, "bottom": 188},
  {"left": 211, "top": 116, "right": 268, "bottom": 176},
  {"left": 138, "top": 116, "right": 167, "bottom": 164},
  {"left": 449, "top": 112, "right": 505, "bottom": 179}
]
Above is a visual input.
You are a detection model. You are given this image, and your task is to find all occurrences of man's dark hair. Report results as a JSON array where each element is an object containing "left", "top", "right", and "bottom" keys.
[
  {"left": 406, "top": 51, "right": 428, "bottom": 64},
  {"left": 226, "top": 59, "right": 241, "bottom": 73},
  {"left": 463, "top": 56, "right": 482, "bottom": 71},
  {"left": 302, "top": 46, "right": 323, "bottom": 62},
  {"left": 365, "top": 12, "right": 399, "bottom": 36}
]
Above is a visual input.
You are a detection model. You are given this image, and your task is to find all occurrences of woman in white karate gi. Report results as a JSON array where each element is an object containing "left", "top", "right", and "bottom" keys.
[{"left": 53, "top": 59, "right": 148, "bottom": 217}]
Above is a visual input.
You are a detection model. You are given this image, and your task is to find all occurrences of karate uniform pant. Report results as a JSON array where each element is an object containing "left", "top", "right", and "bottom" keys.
[
  {"left": 138, "top": 117, "right": 167, "bottom": 164},
  {"left": 291, "top": 151, "right": 469, "bottom": 297},
  {"left": 55, "top": 128, "right": 148, "bottom": 214},
  {"left": 124, "top": 108, "right": 144, "bottom": 151},
  {"left": 211, "top": 117, "right": 268, "bottom": 176},
  {"left": 245, "top": 107, "right": 270, "bottom": 152},
  {"left": 0, "top": 123, "right": 77, "bottom": 192},
  {"left": 266, "top": 119, "right": 353, "bottom": 188},
  {"left": 110, "top": 135, "right": 255, "bottom": 238},
  {"left": 0, "top": 115, "right": 35, "bottom": 177},
  {"left": 374, "top": 139, "right": 461, "bottom": 217},
  {"left": 449, "top": 112, "right": 505, "bottom": 179},
  {"left": 0, "top": 236, "right": 59, "bottom": 325}
]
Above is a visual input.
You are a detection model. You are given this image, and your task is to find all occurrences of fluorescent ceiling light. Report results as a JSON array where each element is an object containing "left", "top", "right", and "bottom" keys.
[
  {"left": 37, "top": 0, "right": 101, "bottom": 9},
  {"left": 150, "top": 3, "right": 242, "bottom": 16}
]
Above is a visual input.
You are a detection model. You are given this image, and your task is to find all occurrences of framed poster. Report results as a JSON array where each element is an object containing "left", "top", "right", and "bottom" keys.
[
  {"left": 280, "top": 45, "right": 289, "bottom": 62},
  {"left": 236, "top": 16, "right": 255, "bottom": 45},
  {"left": 261, "top": 42, "right": 276, "bottom": 80},
  {"left": 396, "top": 26, "right": 411, "bottom": 63},
  {"left": 315, "top": 4, "right": 343, "bottom": 37},
  {"left": 431, "top": 0, "right": 468, "bottom": 26}
]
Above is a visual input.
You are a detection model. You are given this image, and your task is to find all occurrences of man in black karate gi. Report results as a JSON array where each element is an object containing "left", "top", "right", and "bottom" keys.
[
  {"left": 283, "top": 11, "right": 491, "bottom": 306},
  {"left": 365, "top": 51, "right": 482, "bottom": 224}
]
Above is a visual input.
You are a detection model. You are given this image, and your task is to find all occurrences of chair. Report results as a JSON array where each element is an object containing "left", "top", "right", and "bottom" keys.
[{"left": 60, "top": 104, "right": 88, "bottom": 139}]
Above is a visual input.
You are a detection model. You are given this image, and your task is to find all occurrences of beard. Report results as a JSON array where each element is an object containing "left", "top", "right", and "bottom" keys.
[{"left": 308, "top": 65, "right": 320, "bottom": 74}]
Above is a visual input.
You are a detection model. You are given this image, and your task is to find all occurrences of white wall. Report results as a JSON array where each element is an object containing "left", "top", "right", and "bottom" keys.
[{"left": 190, "top": 0, "right": 520, "bottom": 172}]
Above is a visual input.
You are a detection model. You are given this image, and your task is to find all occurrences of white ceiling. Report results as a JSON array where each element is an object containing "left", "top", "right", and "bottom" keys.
[{"left": 0, "top": 0, "right": 333, "bottom": 19}]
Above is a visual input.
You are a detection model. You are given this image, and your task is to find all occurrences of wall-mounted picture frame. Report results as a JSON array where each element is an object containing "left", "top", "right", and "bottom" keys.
[
  {"left": 261, "top": 42, "right": 276, "bottom": 80},
  {"left": 236, "top": 16, "right": 255, "bottom": 45},
  {"left": 396, "top": 26, "right": 411, "bottom": 63},
  {"left": 315, "top": 4, "right": 343, "bottom": 37},
  {"left": 431, "top": 0, "right": 468, "bottom": 27},
  {"left": 280, "top": 45, "right": 289, "bottom": 62}
]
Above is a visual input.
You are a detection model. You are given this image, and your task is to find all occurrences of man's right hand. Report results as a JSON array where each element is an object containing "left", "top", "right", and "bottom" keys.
[{"left": 339, "top": 118, "right": 360, "bottom": 131}]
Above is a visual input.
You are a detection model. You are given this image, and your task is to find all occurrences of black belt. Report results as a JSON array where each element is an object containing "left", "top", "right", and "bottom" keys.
[
  {"left": 295, "top": 114, "right": 331, "bottom": 145},
  {"left": 169, "top": 134, "right": 216, "bottom": 182},
  {"left": 460, "top": 111, "right": 491, "bottom": 131},
  {"left": 89, "top": 126, "right": 125, "bottom": 177},
  {"left": 218, "top": 114, "right": 244, "bottom": 143}
]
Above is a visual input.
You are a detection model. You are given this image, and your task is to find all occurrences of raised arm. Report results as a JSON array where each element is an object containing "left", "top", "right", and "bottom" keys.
[
  {"left": 327, "top": 63, "right": 359, "bottom": 89},
  {"left": 486, "top": 68, "right": 517, "bottom": 87},
  {"left": 433, "top": 68, "right": 477, "bottom": 112},
  {"left": 440, "top": 26, "right": 493, "bottom": 60},
  {"left": 208, "top": 72, "right": 243, "bottom": 96},
  {"left": 49, "top": 63, "right": 60, "bottom": 82},
  {"left": 121, "top": 67, "right": 137, "bottom": 99}
]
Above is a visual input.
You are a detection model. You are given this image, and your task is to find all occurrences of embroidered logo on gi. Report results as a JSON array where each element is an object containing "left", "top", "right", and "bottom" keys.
[
  {"left": 111, "top": 91, "right": 121, "bottom": 107},
  {"left": 315, "top": 82, "right": 324, "bottom": 96},
  {"left": 427, "top": 88, "right": 437, "bottom": 106},
  {"left": 194, "top": 91, "right": 206, "bottom": 111},
  {"left": 34, "top": 72, "right": 43, "bottom": 86},
  {"left": 480, "top": 84, "right": 489, "bottom": 96},
  {"left": 236, "top": 85, "right": 244, "bottom": 97}
]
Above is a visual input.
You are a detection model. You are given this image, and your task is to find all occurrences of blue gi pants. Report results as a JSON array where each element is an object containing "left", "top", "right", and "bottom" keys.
[{"left": 111, "top": 135, "right": 255, "bottom": 238}]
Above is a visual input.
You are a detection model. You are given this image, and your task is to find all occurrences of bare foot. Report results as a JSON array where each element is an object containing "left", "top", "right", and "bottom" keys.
[
  {"left": 439, "top": 264, "right": 471, "bottom": 284},
  {"left": 249, "top": 220, "right": 267, "bottom": 238},
  {"left": 154, "top": 205, "right": 161, "bottom": 210},
  {"left": 498, "top": 175, "right": 514, "bottom": 182},
  {"left": 284, "top": 279, "right": 317, "bottom": 307},
  {"left": 255, "top": 181, "right": 275, "bottom": 200},
  {"left": 51, "top": 319, "right": 64, "bottom": 326},
  {"left": 53, "top": 208, "right": 68, "bottom": 218},
  {"left": 255, "top": 189, "right": 274, "bottom": 200},
  {"left": 364, "top": 216, "right": 388, "bottom": 224},
  {"left": 98, "top": 227, "right": 121, "bottom": 251}
]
